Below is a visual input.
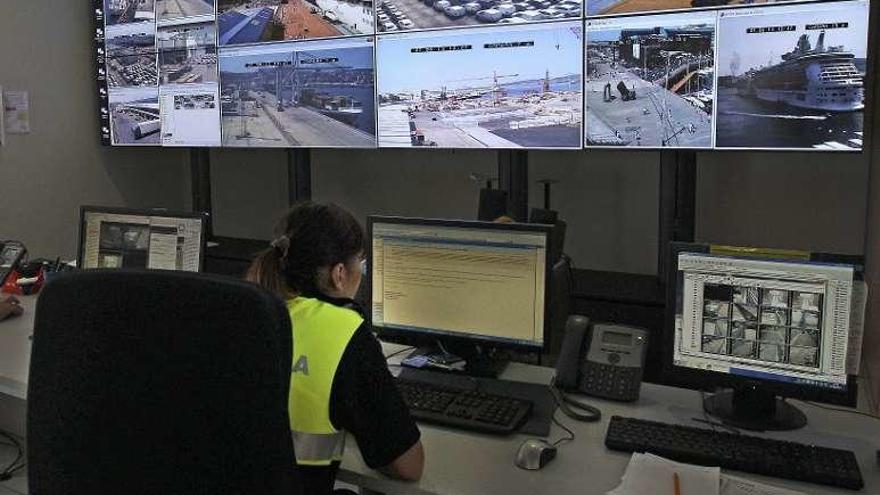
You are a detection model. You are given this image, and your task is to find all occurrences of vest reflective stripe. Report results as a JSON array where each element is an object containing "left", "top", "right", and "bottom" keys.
[
  {"left": 292, "top": 431, "right": 346, "bottom": 465},
  {"left": 288, "top": 297, "right": 363, "bottom": 466}
]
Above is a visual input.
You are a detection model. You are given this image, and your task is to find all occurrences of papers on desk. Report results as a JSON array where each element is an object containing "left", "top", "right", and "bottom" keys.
[
  {"left": 608, "top": 453, "right": 719, "bottom": 495},
  {"left": 608, "top": 454, "right": 805, "bottom": 495}
]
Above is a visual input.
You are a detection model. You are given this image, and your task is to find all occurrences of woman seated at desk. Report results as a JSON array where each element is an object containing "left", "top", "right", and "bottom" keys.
[{"left": 247, "top": 202, "right": 424, "bottom": 495}]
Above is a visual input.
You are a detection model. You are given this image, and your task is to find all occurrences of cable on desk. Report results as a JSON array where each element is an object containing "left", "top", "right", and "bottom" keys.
[
  {"left": 550, "top": 410, "right": 575, "bottom": 447},
  {"left": 0, "top": 429, "right": 25, "bottom": 482},
  {"left": 795, "top": 400, "right": 880, "bottom": 422}
]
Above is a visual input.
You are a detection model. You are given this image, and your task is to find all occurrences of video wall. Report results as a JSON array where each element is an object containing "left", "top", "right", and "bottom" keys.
[{"left": 92, "top": 0, "right": 871, "bottom": 151}]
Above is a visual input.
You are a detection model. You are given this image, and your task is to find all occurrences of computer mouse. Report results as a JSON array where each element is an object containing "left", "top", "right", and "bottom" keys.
[{"left": 515, "top": 438, "right": 557, "bottom": 470}]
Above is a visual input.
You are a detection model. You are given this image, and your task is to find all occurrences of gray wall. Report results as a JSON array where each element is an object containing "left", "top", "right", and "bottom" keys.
[
  {"left": 0, "top": 1, "right": 190, "bottom": 260},
  {"left": 210, "top": 147, "right": 870, "bottom": 275},
  {"left": 209, "top": 149, "right": 290, "bottom": 240},
  {"left": 696, "top": 151, "right": 869, "bottom": 256}
]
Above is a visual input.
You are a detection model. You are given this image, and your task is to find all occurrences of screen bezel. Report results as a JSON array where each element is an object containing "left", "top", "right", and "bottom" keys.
[
  {"left": 78, "top": 205, "right": 209, "bottom": 273},
  {"left": 367, "top": 215, "right": 553, "bottom": 353},
  {"left": 661, "top": 242, "right": 860, "bottom": 407}
]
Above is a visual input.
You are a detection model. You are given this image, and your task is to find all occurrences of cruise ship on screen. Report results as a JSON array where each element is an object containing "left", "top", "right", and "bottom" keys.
[{"left": 748, "top": 31, "right": 864, "bottom": 112}]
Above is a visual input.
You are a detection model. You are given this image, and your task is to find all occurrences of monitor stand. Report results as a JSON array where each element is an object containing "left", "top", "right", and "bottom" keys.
[
  {"left": 703, "top": 387, "right": 807, "bottom": 431},
  {"left": 402, "top": 345, "right": 510, "bottom": 379}
]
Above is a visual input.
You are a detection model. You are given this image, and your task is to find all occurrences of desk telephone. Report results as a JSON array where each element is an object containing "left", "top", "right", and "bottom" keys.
[
  {"left": 0, "top": 241, "right": 27, "bottom": 286},
  {"left": 555, "top": 316, "right": 649, "bottom": 402}
]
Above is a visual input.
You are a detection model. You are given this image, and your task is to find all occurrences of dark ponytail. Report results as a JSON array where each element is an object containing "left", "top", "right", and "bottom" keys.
[{"left": 246, "top": 202, "right": 365, "bottom": 299}]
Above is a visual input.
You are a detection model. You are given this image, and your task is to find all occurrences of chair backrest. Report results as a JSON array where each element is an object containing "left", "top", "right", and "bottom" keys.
[{"left": 27, "top": 270, "right": 299, "bottom": 495}]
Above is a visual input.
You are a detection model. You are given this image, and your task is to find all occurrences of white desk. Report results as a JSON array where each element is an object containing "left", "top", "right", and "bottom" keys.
[
  {"left": 1, "top": 301, "right": 879, "bottom": 495},
  {"left": 0, "top": 295, "right": 34, "bottom": 400},
  {"left": 337, "top": 348, "right": 880, "bottom": 495}
]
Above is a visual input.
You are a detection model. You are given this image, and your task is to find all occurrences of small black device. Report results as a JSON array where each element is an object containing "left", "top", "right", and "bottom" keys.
[
  {"left": 556, "top": 316, "right": 649, "bottom": 402},
  {"left": 395, "top": 377, "right": 533, "bottom": 435},
  {"left": 605, "top": 416, "right": 864, "bottom": 491},
  {"left": 0, "top": 241, "right": 27, "bottom": 286}
]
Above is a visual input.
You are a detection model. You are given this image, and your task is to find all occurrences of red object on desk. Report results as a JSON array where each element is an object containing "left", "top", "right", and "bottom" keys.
[{"left": 1, "top": 267, "right": 45, "bottom": 296}]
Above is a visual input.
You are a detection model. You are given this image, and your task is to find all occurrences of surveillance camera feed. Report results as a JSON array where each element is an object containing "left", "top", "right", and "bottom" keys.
[
  {"left": 219, "top": 37, "right": 377, "bottom": 148},
  {"left": 715, "top": 0, "right": 868, "bottom": 151},
  {"left": 376, "top": 22, "right": 583, "bottom": 149},
  {"left": 110, "top": 87, "right": 162, "bottom": 145},
  {"left": 217, "top": 0, "right": 374, "bottom": 44},
  {"left": 158, "top": 22, "right": 218, "bottom": 85},
  {"left": 701, "top": 283, "right": 824, "bottom": 368},
  {"left": 374, "top": 0, "right": 581, "bottom": 33},
  {"left": 94, "top": 0, "right": 873, "bottom": 151},
  {"left": 106, "top": 22, "right": 158, "bottom": 88},
  {"left": 104, "top": 0, "right": 157, "bottom": 26},
  {"left": 157, "top": 0, "right": 216, "bottom": 23},
  {"left": 587, "top": 0, "right": 806, "bottom": 18},
  {"left": 585, "top": 12, "right": 716, "bottom": 148}
]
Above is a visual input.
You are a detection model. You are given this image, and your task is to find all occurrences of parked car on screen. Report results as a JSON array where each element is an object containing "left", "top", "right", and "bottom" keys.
[
  {"left": 496, "top": 3, "right": 517, "bottom": 16},
  {"left": 464, "top": 2, "right": 482, "bottom": 13},
  {"left": 555, "top": 3, "right": 580, "bottom": 14},
  {"left": 516, "top": 9, "right": 545, "bottom": 19},
  {"left": 434, "top": 0, "right": 451, "bottom": 10},
  {"left": 476, "top": 7, "right": 503, "bottom": 21},
  {"left": 399, "top": 18, "right": 414, "bottom": 28},
  {"left": 445, "top": 5, "right": 467, "bottom": 16},
  {"left": 382, "top": 21, "right": 399, "bottom": 30}
]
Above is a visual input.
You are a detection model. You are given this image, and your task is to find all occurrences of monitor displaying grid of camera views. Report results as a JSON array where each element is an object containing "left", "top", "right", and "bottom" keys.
[
  {"left": 673, "top": 253, "right": 855, "bottom": 390},
  {"left": 92, "top": 0, "right": 872, "bottom": 151}
]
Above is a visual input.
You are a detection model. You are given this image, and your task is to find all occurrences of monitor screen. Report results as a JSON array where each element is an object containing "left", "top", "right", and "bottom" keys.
[
  {"left": 79, "top": 208, "right": 206, "bottom": 272},
  {"left": 587, "top": 0, "right": 811, "bottom": 18},
  {"left": 585, "top": 11, "right": 717, "bottom": 148},
  {"left": 370, "top": 219, "right": 549, "bottom": 349},
  {"left": 376, "top": 22, "right": 583, "bottom": 149},
  {"left": 714, "top": 1, "right": 868, "bottom": 150},
  {"left": 218, "top": 37, "right": 377, "bottom": 148},
  {"left": 672, "top": 252, "right": 855, "bottom": 391},
  {"left": 93, "top": 0, "right": 872, "bottom": 152}
]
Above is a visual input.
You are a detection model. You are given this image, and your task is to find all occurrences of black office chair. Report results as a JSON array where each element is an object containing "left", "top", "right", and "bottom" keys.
[{"left": 27, "top": 270, "right": 299, "bottom": 495}]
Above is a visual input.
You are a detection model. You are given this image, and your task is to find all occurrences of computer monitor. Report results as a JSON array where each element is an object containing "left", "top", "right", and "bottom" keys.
[
  {"left": 368, "top": 217, "right": 551, "bottom": 372},
  {"left": 78, "top": 206, "right": 207, "bottom": 272},
  {"left": 664, "top": 242, "right": 862, "bottom": 431}
]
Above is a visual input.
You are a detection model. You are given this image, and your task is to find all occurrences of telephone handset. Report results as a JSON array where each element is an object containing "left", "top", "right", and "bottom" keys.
[
  {"left": 555, "top": 315, "right": 649, "bottom": 403},
  {"left": 0, "top": 241, "right": 27, "bottom": 286}
]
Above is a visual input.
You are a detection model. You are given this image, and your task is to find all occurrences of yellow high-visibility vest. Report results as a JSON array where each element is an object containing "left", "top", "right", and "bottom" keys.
[{"left": 288, "top": 296, "right": 363, "bottom": 466}]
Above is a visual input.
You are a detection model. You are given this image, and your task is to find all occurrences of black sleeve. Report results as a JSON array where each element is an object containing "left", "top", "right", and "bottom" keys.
[{"left": 329, "top": 324, "right": 421, "bottom": 469}]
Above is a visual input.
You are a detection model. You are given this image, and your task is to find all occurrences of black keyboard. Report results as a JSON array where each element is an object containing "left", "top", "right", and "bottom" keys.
[
  {"left": 605, "top": 416, "right": 864, "bottom": 491},
  {"left": 396, "top": 378, "right": 533, "bottom": 435}
]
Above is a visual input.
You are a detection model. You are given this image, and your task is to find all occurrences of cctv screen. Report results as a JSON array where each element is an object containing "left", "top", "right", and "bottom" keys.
[
  {"left": 93, "top": 0, "right": 871, "bottom": 151},
  {"left": 80, "top": 210, "right": 204, "bottom": 272},
  {"left": 371, "top": 221, "right": 547, "bottom": 347},
  {"left": 584, "top": 0, "right": 868, "bottom": 150},
  {"left": 673, "top": 253, "right": 856, "bottom": 390}
]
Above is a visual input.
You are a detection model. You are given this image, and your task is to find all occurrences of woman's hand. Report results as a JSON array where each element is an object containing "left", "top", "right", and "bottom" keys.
[{"left": 0, "top": 296, "right": 23, "bottom": 321}]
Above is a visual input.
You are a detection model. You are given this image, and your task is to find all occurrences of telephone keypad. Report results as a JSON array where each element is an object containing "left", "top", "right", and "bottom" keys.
[{"left": 580, "top": 362, "right": 643, "bottom": 402}]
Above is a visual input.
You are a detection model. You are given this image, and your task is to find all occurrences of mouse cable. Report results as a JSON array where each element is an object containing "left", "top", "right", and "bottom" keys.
[
  {"left": 549, "top": 380, "right": 601, "bottom": 422},
  {"left": 550, "top": 409, "right": 576, "bottom": 447}
]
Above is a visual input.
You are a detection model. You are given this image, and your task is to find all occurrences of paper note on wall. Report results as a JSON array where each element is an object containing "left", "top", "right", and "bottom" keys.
[{"left": 3, "top": 90, "right": 30, "bottom": 134}]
